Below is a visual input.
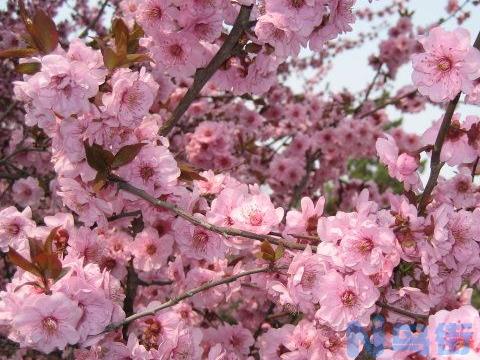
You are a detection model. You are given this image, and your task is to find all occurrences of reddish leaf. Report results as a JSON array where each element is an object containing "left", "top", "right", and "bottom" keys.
[
  {"left": 55, "top": 266, "right": 70, "bottom": 282},
  {"left": 259, "top": 240, "right": 275, "bottom": 261},
  {"left": 111, "top": 143, "right": 146, "bottom": 169},
  {"left": 14, "top": 281, "right": 42, "bottom": 293},
  {"left": 112, "top": 18, "right": 129, "bottom": 57},
  {"left": 31, "top": 9, "right": 59, "bottom": 54},
  {"left": 15, "top": 62, "right": 41, "bottom": 75},
  {"left": 123, "top": 53, "right": 153, "bottom": 65},
  {"left": 0, "top": 47, "right": 38, "bottom": 59},
  {"left": 7, "top": 247, "right": 41, "bottom": 276},
  {"left": 128, "top": 22, "right": 144, "bottom": 53},
  {"left": 92, "top": 170, "right": 108, "bottom": 193},
  {"left": 178, "top": 162, "right": 207, "bottom": 182},
  {"left": 28, "top": 238, "right": 43, "bottom": 260},
  {"left": 44, "top": 226, "right": 61, "bottom": 254},
  {"left": 84, "top": 142, "right": 114, "bottom": 172},
  {"left": 33, "top": 253, "right": 62, "bottom": 280}
]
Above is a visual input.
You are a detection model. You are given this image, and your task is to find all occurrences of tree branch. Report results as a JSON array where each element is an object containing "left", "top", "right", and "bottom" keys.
[
  {"left": 78, "top": 0, "right": 109, "bottom": 39},
  {"left": 417, "top": 93, "right": 461, "bottom": 215},
  {"left": 105, "top": 264, "right": 274, "bottom": 331},
  {"left": 110, "top": 175, "right": 312, "bottom": 251},
  {"left": 159, "top": 5, "right": 253, "bottom": 136},
  {"left": 417, "top": 31, "right": 480, "bottom": 215},
  {"left": 376, "top": 301, "right": 429, "bottom": 321}
]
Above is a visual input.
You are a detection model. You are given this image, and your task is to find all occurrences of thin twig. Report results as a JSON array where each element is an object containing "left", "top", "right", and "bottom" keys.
[
  {"left": 472, "top": 156, "right": 479, "bottom": 180},
  {"left": 437, "top": 0, "right": 472, "bottom": 26},
  {"left": 354, "top": 64, "right": 383, "bottom": 114},
  {"left": 358, "top": 90, "right": 417, "bottom": 119},
  {"left": 110, "top": 175, "right": 312, "bottom": 251},
  {"left": 105, "top": 265, "right": 274, "bottom": 331},
  {"left": 0, "top": 102, "right": 17, "bottom": 123},
  {"left": 288, "top": 150, "right": 320, "bottom": 209},
  {"left": 417, "top": 92, "right": 461, "bottom": 215},
  {"left": 78, "top": 0, "right": 109, "bottom": 39},
  {"left": 159, "top": 5, "right": 253, "bottom": 136},
  {"left": 376, "top": 301, "right": 428, "bottom": 321},
  {"left": 107, "top": 210, "right": 142, "bottom": 222}
]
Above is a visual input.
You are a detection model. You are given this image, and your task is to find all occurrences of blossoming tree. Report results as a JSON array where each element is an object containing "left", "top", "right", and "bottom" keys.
[{"left": 1, "top": 0, "right": 480, "bottom": 358}]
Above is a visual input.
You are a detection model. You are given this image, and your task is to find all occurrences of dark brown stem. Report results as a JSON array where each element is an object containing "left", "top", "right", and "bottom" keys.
[
  {"left": 105, "top": 265, "right": 274, "bottom": 331},
  {"left": 358, "top": 90, "right": 417, "bottom": 119},
  {"left": 288, "top": 150, "right": 320, "bottom": 209},
  {"left": 110, "top": 175, "right": 312, "bottom": 251},
  {"left": 78, "top": 0, "right": 109, "bottom": 39},
  {"left": 417, "top": 92, "right": 461, "bottom": 215},
  {"left": 159, "top": 5, "right": 253, "bottom": 136},
  {"left": 418, "top": 31, "right": 480, "bottom": 215},
  {"left": 376, "top": 301, "right": 428, "bottom": 321}
]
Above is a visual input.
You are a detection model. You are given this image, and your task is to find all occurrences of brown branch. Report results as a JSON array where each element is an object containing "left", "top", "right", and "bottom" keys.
[
  {"left": 417, "top": 92, "right": 461, "bottom": 215},
  {"left": 105, "top": 264, "right": 274, "bottom": 331},
  {"left": 159, "top": 5, "right": 253, "bottom": 136},
  {"left": 354, "top": 64, "right": 383, "bottom": 115},
  {"left": 472, "top": 156, "right": 479, "bottom": 180},
  {"left": 358, "top": 90, "right": 417, "bottom": 119},
  {"left": 107, "top": 210, "right": 142, "bottom": 222},
  {"left": 78, "top": 0, "right": 109, "bottom": 39},
  {"left": 288, "top": 150, "right": 320, "bottom": 209},
  {"left": 376, "top": 301, "right": 428, "bottom": 321},
  {"left": 417, "top": 31, "right": 480, "bottom": 215},
  {"left": 110, "top": 175, "right": 312, "bottom": 251}
]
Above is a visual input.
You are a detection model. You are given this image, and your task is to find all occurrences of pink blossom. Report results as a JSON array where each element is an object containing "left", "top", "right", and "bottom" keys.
[
  {"left": 376, "top": 134, "right": 421, "bottom": 189},
  {"left": 130, "top": 227, "right": 173, "bottom": 272},
  {"left": 12, "top": 176, "right": 44, "bottom": 208},
  {"left": 173, "top": 216, "right": 227, "bottom": 261},
  {"left": 0, "top": 206, "right": 35, "bottom": 252},
  {"left": 230, "top": 192, "right": 284, "bottom": 235},
  {"left": 316, "top": 270, "right": 380, "bottom": 331},
  {"left": 411, "top": 27, "right": 480, "bottom": 102},
  {"left": 286, "top": 246, "right": 326, "bottom": 311},
  {"left": 12, "top": 292, "right": 82, "bottom": 353},
  {"left": 16, "top": 54, "right": 104, "bottom": 117},
  {"left": 284, "top": 196, "right": 325, "bottom": 237},
  {"left": 117, "top": 144, "right": 180, "bottom": 196},
  {"left": 102, "top": 68, "right": 159, "bottom": 127},
  {"left": 421, "top": 114, "right": 477, "bottom": 166}
]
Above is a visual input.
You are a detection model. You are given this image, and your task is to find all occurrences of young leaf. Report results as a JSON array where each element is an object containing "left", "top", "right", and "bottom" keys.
[
  {"left": 28, "top": 238, "right": 43, "bottom": 260},
  {"left": 124, "top": 53, "right": 153, "bottom": 65},
  {"left": 112, "top": 18, "right": 129, "bottom": 57},
  {"left": 84, "top": 141, "right": 114, "bottom": 172},
  {"left": 0, "top": 47, "right": 38, "bottom": 59},
  {"left": 31, "top": 9, "right": 59, "bottom": 54},
  {"left": 101, "top": 46, "right": 122, "bottom": 70},
  {"left": 178, "top": 162, "right": 207, "bottom": 182},
  {"left": 7, "top": 247, "right": 41, "bottom": 276},
  {"left": 33, "top": 253, "right": 62, "bottom": 280},
  {"left": 44, "top": 226, "right": 61, "bottom": 254},
  {"left": 111, "top": 143, "right": 146, "bottom": 169},
  {"left": 274, "top": 245, "right": 285, "bottom": 260},
  {"left": 15, "top": 62, "right": 41, "bottom": 75}
]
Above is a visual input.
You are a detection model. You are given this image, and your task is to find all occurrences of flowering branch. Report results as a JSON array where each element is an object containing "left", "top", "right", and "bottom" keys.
[
  {"left": 110, "top": 175, "right": 312, "bottom": 251},
  {"left": 105, "top": 264, "right": 274, "bottom": 331},
  {"left": 358, "top": 90, "right": 417, "bottom": 119},
  {"left": 159, "top": 5, "right": 253, "bottom": 136},
  {"left": 418, "top": 30, "right": 480, "bottom": 214}
]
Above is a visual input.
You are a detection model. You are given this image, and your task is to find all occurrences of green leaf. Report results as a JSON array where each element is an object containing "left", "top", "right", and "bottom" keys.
[
  {"left": 274, "top": 245, "right": 285, "bottom": 260},
  {"left": 7, "top": 247, "right": 41, "bottom": 276},
  {"left": 123, "top": 53, "right": 153, "bottom": 65},
  {"left": 84, "top": 141, "right": 114, "bottom": 172},
  {"left": 111, "top": 143, "right": 146, "bottom": 169},
  {"left": 0, "top": 47, "right": 38, "bottom": 59},
  {"left": 15, "top": 62, "right": 41, "bottom": 75},
  {"left": 101, "top": 46, "right": 123, "bottom": 70}
]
